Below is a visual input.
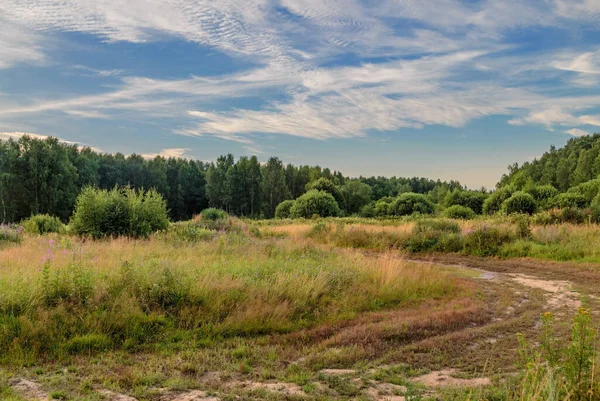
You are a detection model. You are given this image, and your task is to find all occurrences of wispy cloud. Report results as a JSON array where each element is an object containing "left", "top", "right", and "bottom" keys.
[
  {"left": 0, "top": 0, "right": 600, "bottom": 145},
  {"left": 566, "top": 128, "right": 589, "bottom": 137},
  {"left": 141, "top": 148, "right": 193, "bottom": 159}
]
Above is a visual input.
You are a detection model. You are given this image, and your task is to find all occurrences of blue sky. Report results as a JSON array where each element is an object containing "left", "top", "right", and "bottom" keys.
[{"left": 1, "top": 0, "right": 600, "bottom": 188}]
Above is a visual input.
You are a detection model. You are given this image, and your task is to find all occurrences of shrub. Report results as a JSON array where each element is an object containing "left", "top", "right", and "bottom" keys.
[
  {"left": 307, "top": 178, "right": 344, "bottom": 207},
  {"left": 289, "top": 190, "right": 341, "bottom": 218},
  {"left": 483, "top": 186, "right": 514, "bottom": 214},
  {"left": 359, "top": 203, "right": 376, "bottom": 218},
  {"left": 568, "top": 178, "right": 600, "bottom": 203},
  {"left": 374, "top": 200, "right": 392, "bottom": 216},
  {"left": 403, "top": 219, "right": 463, "bottom": 253},
  {"left": 275, "top": 200, "right": 295, "bottom": 219},
  {"left": 525, "top": 185, "right": 559, "bottom": 207},
  {"left": 463, "top": 225, "right": 515, "bottom": 256},
  {"left": 21, "top": 214, "right": 65, "bottom": 235},
  {"left": 200, "top": 208, "right": 228, "bottom": 221},
  {"left": 70, "top": 187, "right": 169, "bottom": 239},
  {"left": 388, "top": 193, "right": 434, "bottom": 216},
  {"left": 551, "top": 193, "right": 588, "bottom": 209},
  {"left": 443, "top": 205, "right": 476, "bottom": 220},
  {"left": 443, "top": 189, "right": 487, "bottom": 214},
  {"left": 501, "top": 191, "right": 537, "bottom": 215}
]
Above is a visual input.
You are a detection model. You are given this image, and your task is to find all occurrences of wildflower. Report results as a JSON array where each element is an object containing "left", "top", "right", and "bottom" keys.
[
  {"left": 93, "top": 257, "right": 99, "bottom": 262},
  {"left": 49, "top": 239, "right": 55, "bottom": 246}
]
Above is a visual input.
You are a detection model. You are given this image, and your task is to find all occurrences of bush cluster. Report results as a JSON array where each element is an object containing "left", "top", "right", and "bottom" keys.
[
  {"left": 70, "top": 187, "right": 169, "bottom": 239},
  {"left": 388, "top": 193, "right": 435, "bottom": 216},
  {"left": 289, "top": 190, "right": 341, "bottom": 218},
  {"left": 21, "top": 214, "right": 65, "bottom": 234},
  {"left": 443, "top": 205, "right": 476, "bottom": 220}
]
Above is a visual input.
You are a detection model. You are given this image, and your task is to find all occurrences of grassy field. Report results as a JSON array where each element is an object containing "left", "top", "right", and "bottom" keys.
[{"left": 1, "top": 216, "right": 600, "bottom": 400}]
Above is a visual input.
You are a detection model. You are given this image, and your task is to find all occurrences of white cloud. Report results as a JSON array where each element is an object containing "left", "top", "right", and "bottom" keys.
[
  {"left": 141, "top": 148, "right": 193, "bottom": 159},
  {"left": 566, "top": 128, "right": 589, "bottom": 137},
  {"left": 1, "top": 0, "right": 600, "bottom": 145}
]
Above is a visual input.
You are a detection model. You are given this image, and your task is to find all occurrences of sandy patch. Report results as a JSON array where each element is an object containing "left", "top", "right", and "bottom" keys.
[
  {"left": 10, "top": 378, "right": 48, "bottom": 400},
  {"left": 509, "top": 273, "right": 581, "bottom": 310},
  {"left": 236, "top": 381, "right": 305, "bottom": 396},
  {"left": 99, "top": 390, "right": 138, "bottom": 400},
  {"left": 166, "top": 390, "right": 220, "bottom": 401},
  {"left": 321, "top": 368, "right": 357, "bottom": 375},
  {"left": 412, "top": 369, "right": 490, "bottom": 388}
]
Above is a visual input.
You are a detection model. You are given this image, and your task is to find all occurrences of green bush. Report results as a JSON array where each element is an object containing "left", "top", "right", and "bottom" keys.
[
  {"left": 443, "top": 205, "right": 476, "bottom": 220},
  {"left": 443, "top": 189, "right": 487, "bottom": 214},
  {"left": 275, "top": 200, "right": 295, "bottom": 219},
  {"left": 21, "top": 214, "right": 65, "bottom": 235},
  {"left": 403, "top": 219, "right": 463, "bottom": 253},
  {"left": 307, "top": 178, "right": 344, "bottom": 207},
  {"left": 388, "top": 193, "right": 434, "bottom": 216},
  {"left": 483, "top": 186, "right": 514, "bottom": 214},
  {"left": 70, "top": 187, "right": 169, "bottom": 239},
  {"left": 463, "top": 225, "right": 515, "bottom": 256},
  {"left": 374, "top": 199, "right": 392, "bottom": 216},
  {"left": 501, "top": 191, "right": 537, "bottom": 215},
  {"left": 525, "top": 185, "right": 558, "bottom": 207},
  {"left": 551, "top": 193, "right": 588, "bottom": 209},
  {"left": 359, "top": 203, "right": 376, "bottom": 218},
  {"left": 289, "top": 190, "right": 341, "bottom": 218},
  {"left": 200, "top": 208, "right": 228, "bottom": 221}
]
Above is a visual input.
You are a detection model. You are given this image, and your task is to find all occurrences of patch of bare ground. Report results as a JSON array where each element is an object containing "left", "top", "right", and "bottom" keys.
[
  {"left": 161, "top": 390, "right": 220, "bottom": 401},
  {"left": 99, "top": 390, "right": 139, "bottom": 400},
  {"left": 411, "top": 369, "right": 490, "bottom": 388},
  {"left": 509, "top": 273, "right": 581, "bottom": 311},
  {"left": 10, "top": 378, "right": 48, "bottom": 400},
  {"left": 226, "top": 381, "right": 305, "bottom": 396},
  {"left": 365, "top": 382, "right": 407, "bottom": 400}
]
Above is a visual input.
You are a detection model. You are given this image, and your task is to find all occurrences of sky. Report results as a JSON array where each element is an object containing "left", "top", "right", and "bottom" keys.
[{"left": 1, "top": 1, "right": 600, "bottom": 188}]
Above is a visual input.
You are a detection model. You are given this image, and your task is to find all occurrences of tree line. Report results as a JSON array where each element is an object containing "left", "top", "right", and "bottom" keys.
[{"left": 0, "top": 135, "right": 464, "bottom": 223}]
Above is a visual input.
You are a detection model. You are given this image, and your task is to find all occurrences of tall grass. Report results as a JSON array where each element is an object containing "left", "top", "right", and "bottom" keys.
[{"left": 0, "top": 234, "right": 458, "bottom": 364}]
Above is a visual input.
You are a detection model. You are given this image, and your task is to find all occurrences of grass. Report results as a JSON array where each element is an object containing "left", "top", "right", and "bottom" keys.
[
  {"left": 0, "top": 233, "right": 458, "bottom": 365},
  {"left": 263, "top": 217, "right": 600, "bottom": 263},
  {"left": 3, "top": 216, "right": 600, "bottom": 400}
]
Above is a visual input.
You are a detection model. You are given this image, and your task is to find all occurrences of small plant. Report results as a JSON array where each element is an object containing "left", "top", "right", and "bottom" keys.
[
  {"left": 388, "top": 193, "right": 435, "bottom": 216},
  {"left": 21, "top": 214, "right": 65, "bottom": 235},
  {"left": 463, "top": 224, "right": 515, "bottom": 256},
  {"left": 289, "top": 190, "right": 341, "bottom": 218},
  {"left": 502, "top": 191, "right": 537, "bottom": 215},
  {"left": 443, "top": 205, "right": 476, "bottom": 220},
  {"left": 275, "top": 200, "right": 295, "bottom": 219},
  {"left": 200, "top": 208, "right": 229, "bottom": 221}
]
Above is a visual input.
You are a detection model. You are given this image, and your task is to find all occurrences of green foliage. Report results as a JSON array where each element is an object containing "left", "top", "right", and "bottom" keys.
[
  {"left": 388, "top": 193, "right": 434, "bottom": 216},
  {"left": 463, "top": 225, "right": 515, "bottom": 256},
  {"left": 67, "top": 334, "right": 112, "bottom": 354},
  {"left": 200, "top": 207, "right": 228, "bottom": 221},
  {"left": 501, "top": 191, "right": 537, "bottom": 215},
  {"left": 307, "top": 178, "right": 344, "bottom": 208},
  {"left": 443, "top": 205, "right": 476, "bottom": 220},
  {"left": 525, "top": 184, "right": 559, "bottom": 208},
  {"left": 21, "top": 214, "right": 65, "bottom": 234},
  {"left": 403, "top": 219, "right": 463, "bottom": 253},
  {"left": 359, "top": 203, "right": 376, "bottom": 218},
  {"left": 289, "top": 190, "right": 341, "bottom": 218},
  {"left": 568, "top": 178, "right": 600, "bottom": 203},
  {"left": 483, "top": 186, "right": 514, "bottom": 214},
  {"left": 164, "top": 222, "right": 217, "bottom": 242},
  {"left": 340, "top": 180, "right": 372, "bottom": 215},
  {"left": 275, "top": 200, "right": 295, "bottom": 219},
  {"left": 374, "top": 199, "right": 392, "bottom": 216},
  {"left": 515, "top": 309, "right": 598, "bottom": 401},
  {"left": 70, "top": 187, "right": 169, "bottom": 238},
  {"left": 443, "top": 189, "right": 487, "bottom": 214},
  {"left": 551, "top": 193, "right": 589, "bottom": 209}
]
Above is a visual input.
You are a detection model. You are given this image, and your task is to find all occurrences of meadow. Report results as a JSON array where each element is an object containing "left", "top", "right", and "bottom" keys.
[{"left": 1, "top": 215, "right": 600, "bottom": 400}]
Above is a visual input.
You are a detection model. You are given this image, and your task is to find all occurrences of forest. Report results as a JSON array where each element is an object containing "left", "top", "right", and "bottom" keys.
[{"left": 0, "top": 135, "right": 462, "bottom": 223}]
